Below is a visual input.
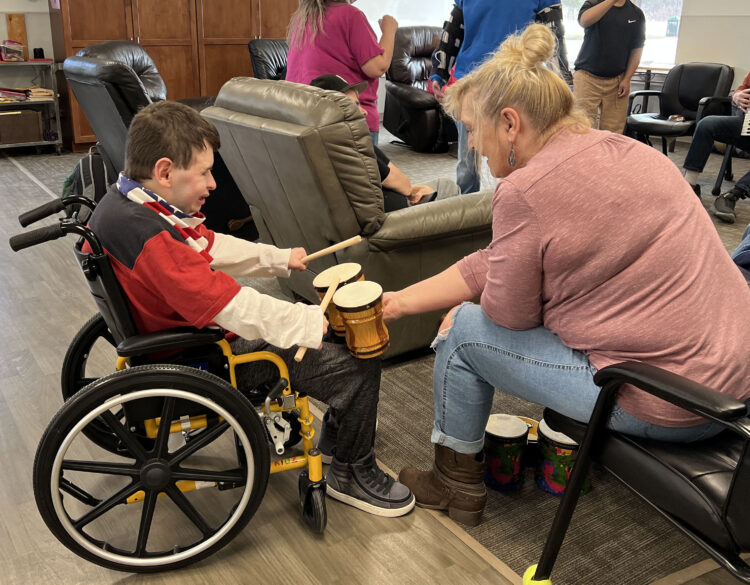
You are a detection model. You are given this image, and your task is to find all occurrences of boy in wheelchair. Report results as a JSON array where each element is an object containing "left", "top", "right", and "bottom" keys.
[{"left": 86, "top": 100, "right": 415, "bottom": 518}]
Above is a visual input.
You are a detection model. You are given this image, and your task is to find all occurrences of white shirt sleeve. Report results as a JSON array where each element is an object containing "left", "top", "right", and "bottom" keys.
[
  {"left": 209, "top": 232, "right": 292, "bottom": 279},
  {"left": 213, "top": 287, "right": 324, "bottom": 349}
]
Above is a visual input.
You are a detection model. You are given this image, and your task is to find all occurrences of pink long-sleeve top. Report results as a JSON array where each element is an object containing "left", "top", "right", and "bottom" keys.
[{"left": 458, "top": 128, "right": 750, "bottom": 426}]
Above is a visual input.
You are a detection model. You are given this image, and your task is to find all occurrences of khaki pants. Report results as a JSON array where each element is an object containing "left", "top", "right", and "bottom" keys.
[{"left": 573, "top": 69, "right": 628, "bottom": 134}]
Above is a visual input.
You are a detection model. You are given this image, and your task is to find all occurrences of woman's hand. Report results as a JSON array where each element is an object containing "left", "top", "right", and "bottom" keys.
[
  {"left": 432, "top": 80, "right": 446, "bottom": 103},
  {"left": 383, "top": 292, "right": 404, "bottom": 322},
  {"left": 379, "top": 15, "right": 398, "bottom": 34},
  {"left": 288, "top": 248, "right": 308, "bottom": 271},
  {"left": 733, "top": 88, "right": 750, "bottom": 112}
]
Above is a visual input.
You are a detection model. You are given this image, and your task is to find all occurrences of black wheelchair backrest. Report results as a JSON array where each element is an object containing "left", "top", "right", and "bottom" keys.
[{"left": 74, "top": 243, "right": 138, "bottom": 345}]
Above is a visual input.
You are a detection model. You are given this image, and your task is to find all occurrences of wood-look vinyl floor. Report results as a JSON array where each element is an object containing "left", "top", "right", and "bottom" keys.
[{"left": 0, "top": 151, "right": 514, "bottom": 584}]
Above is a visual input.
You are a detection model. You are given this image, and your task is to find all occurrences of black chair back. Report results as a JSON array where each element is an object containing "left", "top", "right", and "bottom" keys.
[
  {"left": 386, "top": 26, "right": 440, "bottom": 91},
  {"left": 248, "top": 39, "right": 288, "bottom": 81},
  {"left": 660, "top": 62, "right": 734, "bottom": 120}
]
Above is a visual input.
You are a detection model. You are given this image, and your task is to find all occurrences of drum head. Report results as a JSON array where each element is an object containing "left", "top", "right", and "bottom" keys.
[
  {"left": 333, "top": 281, "right": 383, "bottom": 312},
  {"left": 312, "top": 263, "right": 362, "bottom": 289},
  {"left": 538, "top": 418, "right": 577, "bottom": 447},
  {"left": 485, "top": 414, "right": 529, "bottom": 440}
]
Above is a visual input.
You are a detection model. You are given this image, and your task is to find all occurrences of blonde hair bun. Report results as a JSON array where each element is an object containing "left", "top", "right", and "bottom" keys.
[{"left": 502, "top": 23, "right": 555, "bottom": 69}]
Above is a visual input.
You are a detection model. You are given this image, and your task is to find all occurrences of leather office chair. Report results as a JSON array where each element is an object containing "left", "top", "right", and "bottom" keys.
[
  {"left": 384, "top": 26, "right": 457, "bottom": 153},
  {"left": 202, "top": 77, "right": 492, "bottom": 357},
  {"left": 63, "top": 41, "right": 254, "bottom": 237},
  {"left": 625, "top": 62, "right": 734, "bottom": 155},
  {"left": 248, "top": 39, "right": 288, "bottom": 81},
  {"left": 525, "top": 355, "right": 750, "bottom": 584}
]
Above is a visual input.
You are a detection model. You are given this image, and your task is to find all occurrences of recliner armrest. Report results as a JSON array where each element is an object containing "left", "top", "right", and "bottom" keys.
[
  {"left": 594, "top": 361, "right": 747, "bottom": 422},
  {"left": 367, "top": 190, "right": 493, "bottom": 252},
  {"left": 117, "top": 327, "right": 226, "bottom": 357},
  {"left": 627, "top": 89, "right": 662, "bottom": 116},
  {"left": 385, "top": 81, "right": 439, "bottom": 111},
  {"left": 696, "top": 95, "right": 733, "bottom": 121}
]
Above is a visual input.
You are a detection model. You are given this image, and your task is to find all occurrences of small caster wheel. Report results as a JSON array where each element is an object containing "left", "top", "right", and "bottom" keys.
[
  {"left": 299, "top": 470, "right": 327, "bottom": 534},
  {"left": 523, "top": 565, "right": 552, "bottom": 585}
]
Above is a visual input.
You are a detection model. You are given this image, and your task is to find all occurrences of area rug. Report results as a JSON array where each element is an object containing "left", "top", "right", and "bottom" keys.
[{"left": 375, "top": 354, "right": 708, "bottom": 585}]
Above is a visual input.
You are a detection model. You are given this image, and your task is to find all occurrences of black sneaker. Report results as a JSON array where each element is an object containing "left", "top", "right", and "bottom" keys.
[
  {"left": 326, "top": 451, "right": 415, "bottom": 517},
  {"left": 711, "top": 189, "right": 739, "bottom": 224},
  {"left": 317, "top": 410, "right": 337, "bottom": 465}
]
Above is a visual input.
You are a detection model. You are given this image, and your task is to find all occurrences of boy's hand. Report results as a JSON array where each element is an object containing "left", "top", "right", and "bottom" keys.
[
  {"left": 288, "top": 248, "right": 308, "bottom": 271},
  {"left": 432, "top": 80, "right": 446, "bottom": 103},
  {"left": 408, "top": 184, "right": 435, "bottom": 204},
  {"left": 383, "top": 292, "right": 403, "bottom": 322}
]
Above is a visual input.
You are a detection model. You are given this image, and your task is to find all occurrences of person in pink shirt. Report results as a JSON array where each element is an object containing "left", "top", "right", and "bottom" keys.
[
  {"left": 382, "top": 24, "right": 750, "bottom": 526},
  {"left": 286, "top": 0, "right": 397, "bottom": 145}
]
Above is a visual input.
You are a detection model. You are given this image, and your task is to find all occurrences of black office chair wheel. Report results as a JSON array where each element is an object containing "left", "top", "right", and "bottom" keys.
[
  {"left": 34, "top": 365, "right": 270, "bottom": 572},
  {"left": 299, "top": 470, "right": 327, "bottom": 534}
]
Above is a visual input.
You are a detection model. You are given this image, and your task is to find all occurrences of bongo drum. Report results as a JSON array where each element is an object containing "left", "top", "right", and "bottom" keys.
[
  {"left": 535, "top": 418, "right": 591, "bottom": 496},
  {"left": 312, "top": 263, "right": 364, "bottom": 336},
  {"left": 483, "top": 414, "right": 529, "bottom": 491},
  {"left": 332, "top": 281, "right": 389, "bottom": 359}
]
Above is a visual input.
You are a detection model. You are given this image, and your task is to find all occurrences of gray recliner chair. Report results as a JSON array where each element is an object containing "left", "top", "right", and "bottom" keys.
[{"left": 202, "top": 77, "right": 492, "bottom": 357}]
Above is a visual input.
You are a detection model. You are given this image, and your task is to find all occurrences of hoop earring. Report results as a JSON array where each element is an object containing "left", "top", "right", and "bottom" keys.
[{"left": 508, "top": 143, "right": 516, "bottom": 167}]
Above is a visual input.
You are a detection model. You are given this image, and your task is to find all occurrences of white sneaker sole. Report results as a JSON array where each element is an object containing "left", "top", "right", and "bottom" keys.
[{"left": 326, "top": 485, "right": 416, "bottom": 518}]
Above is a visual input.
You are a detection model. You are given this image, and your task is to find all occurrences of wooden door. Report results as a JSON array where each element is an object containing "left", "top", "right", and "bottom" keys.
[
  {"left": 59, "top": 0, "right": 135, "bottom": 145},
  {"left": 132, "top": 0, "right": 200, "bottom": 100},
  {"left": 254, "top": 0, "right": 296, "bottom": 39},
  {"left": 196, "top": 0, "right": 253, "bottom": 96}
]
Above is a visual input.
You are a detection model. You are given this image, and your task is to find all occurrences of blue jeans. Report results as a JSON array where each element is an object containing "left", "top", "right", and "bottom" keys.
[
  {"left": 732, "top": 223, "right": 750, "bottom": 268},
  {"left": 456, "top": 121, "right": 481, "bottom": 194},
  {"left": 430, "top": 303, "right": 729, "bottom": 454},
  {"left": 370, "top": 131, "right": 379, "bottom": 146},
  {"left": 683, "top": 114, "right": 750, "bottom": 196}
]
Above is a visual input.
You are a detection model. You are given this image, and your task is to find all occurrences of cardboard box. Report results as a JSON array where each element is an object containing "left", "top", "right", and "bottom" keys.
[{"left": 0, "top": 109, "right": 42, "bottom": 144}]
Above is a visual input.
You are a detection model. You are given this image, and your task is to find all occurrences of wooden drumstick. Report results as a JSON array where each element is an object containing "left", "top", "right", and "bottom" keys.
[
  {"left": 294, "top": 276, "right": 340, "bottom": 362},
  {"left": 300, "top": 235, "right": 362, "bottom": 264}
]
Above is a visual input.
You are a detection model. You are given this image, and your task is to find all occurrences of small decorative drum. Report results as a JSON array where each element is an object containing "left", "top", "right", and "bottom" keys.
[
  {"left": 535, "top": 418, "right": 592, "bottom": 497},
  {"left": 483, "top": 414, "right": 529, "bottom": 491},
  {"left": 312, "top": 263, "right": 364, "bottom": 336},
  {"left": 332, "top": 281, "right": 389, "bottom": 359}
]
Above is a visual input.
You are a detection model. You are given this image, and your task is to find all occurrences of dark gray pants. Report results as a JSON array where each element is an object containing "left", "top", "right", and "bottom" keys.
[{"left": 230, "top": 338, "right": 380, "bottom": 463}]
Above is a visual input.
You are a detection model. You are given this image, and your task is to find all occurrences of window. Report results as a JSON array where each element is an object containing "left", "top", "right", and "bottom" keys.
[{"left": 565, "top": 0, "right": 685, "bottom": 69}]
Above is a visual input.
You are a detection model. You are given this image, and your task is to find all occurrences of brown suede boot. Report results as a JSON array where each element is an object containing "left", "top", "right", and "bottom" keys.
[{"left": 398, "top": 444, "right": 487, "bottom": 526}]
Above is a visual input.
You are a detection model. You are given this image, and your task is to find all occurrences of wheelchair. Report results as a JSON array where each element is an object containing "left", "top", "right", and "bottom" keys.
[{"left": 10, "top": 196, "right": 327, "bottom": 573}]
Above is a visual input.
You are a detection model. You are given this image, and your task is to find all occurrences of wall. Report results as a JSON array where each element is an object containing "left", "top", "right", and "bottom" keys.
[{"left": 676, "top": 0, "right": 748, "bottom": 85}]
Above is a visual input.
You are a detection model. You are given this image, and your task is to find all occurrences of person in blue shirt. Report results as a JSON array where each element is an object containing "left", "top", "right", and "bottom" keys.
[{"left": 430, "top": 1, "right": 571, "bottom": 195}]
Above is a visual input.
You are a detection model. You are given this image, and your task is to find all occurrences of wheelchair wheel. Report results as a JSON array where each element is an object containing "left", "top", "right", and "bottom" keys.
[
  {"left": 299, "top": 470, "right": 326, "bottom": 534},
  {"left": 34, "top": 365, "right": 270, "bottom": 572}
]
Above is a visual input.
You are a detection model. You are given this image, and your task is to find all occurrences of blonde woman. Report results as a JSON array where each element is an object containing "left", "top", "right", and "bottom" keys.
[
  {"left": 286, "top": 0, "right": 396, "bottom": 144},
  {"left": 383, "top": 24, "right": 750, "bottom": 526}
]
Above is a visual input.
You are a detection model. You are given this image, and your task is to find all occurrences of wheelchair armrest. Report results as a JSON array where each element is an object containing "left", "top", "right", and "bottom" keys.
[
  {"left": 116, "top": 327, "right": 226, "bottom": 357},
  {"left": 696, "top": 96, "right": 733, "bottom": 121},
  {"left": 627, "top": 90, "right": 662, "bottom": 116},
  {"left": 593, "top": 361, "right": 747, "bottom": 422}
]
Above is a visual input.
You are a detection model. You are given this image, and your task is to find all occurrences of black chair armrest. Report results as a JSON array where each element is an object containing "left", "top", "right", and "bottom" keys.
[
  {"left": 628, "top": 89, "right": 662, "bottom": 116},
  {"left": 117, "top": 327, "right": 226, "bottom": 357},
  {"left": 385, "top": 81, "right": 438, "bottom": 111},
  {"left": 696, "top": 95, "right": 733, "bottom": 121},
  {"left": 594, "top": 361, "right": 747, "bottom": 422}
]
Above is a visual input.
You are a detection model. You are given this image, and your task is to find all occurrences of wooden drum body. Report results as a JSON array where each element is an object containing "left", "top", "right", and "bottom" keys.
[
  {"left": 312, "top": 263, "right": 364, "bottom": 336},
  {"left": 333, "top": 281, "right": 389, "bottom": 359}
]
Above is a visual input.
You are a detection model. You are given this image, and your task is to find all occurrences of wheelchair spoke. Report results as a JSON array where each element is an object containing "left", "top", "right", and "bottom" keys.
[
  {"left": 169, "top": 421, "right": 229, "bottom": 466},
  {"left": 134, "top": 490, "right": 158, "bottom": 556},
  {"left": 165, "top": 483, "right": 213, "bottom": 537},
  {"left": 72, "top": 480, "right": 142, "bottom": 530},
  {"left": 152, "top": 397, "right": 176, "bottom": 458},
  {"left": 100, "top": 411, "right": 148, "bottom": 462},
  {"left": 171, "top": 468, "right": 246, "bottom": 484},
  {"left": 62, "top": 459, "right": 140, "bottom": 477}
]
